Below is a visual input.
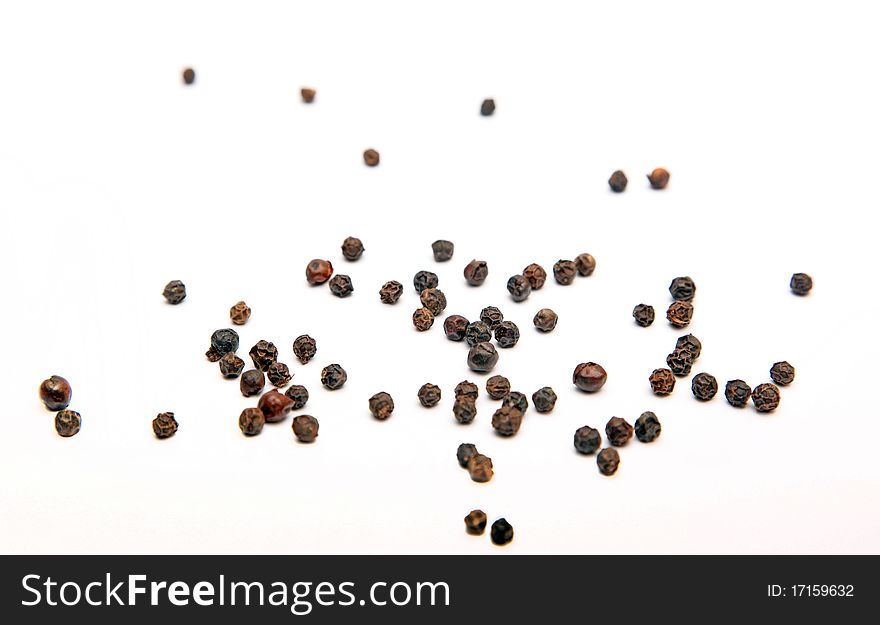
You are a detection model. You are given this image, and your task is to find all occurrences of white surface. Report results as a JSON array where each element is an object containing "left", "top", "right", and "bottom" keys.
[{"left": 1, "top": 1, "right": 878, "bottom": 555}]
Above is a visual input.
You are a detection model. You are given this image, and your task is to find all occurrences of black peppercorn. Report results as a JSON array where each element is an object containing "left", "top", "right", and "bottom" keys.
[
  {"left": 666, "top": 349, "right": 694, "bottom": 377},
  {"left": 486, "top": 375, "right": 511, "bottom": 400},
  {"left": 152, "top": 412, "right": 178, "bottom": 439},
  {"left": 39, "top": 375, "right": 72, "bottom": 411},
  {"left": 468, "top": 342, "right": 499, "bottom": 372},
  {"left": 647, "top": 168, "right": 670, "bottom": 189},
  {"left": 724, "top": 380, "right": 751, "bottom": 408},
  {"left": 533, "top": 308, "right": 558, "bottom": 332},
  {"left": 419, "top": 287, "right": 447, "bottom": 315},
  {"left": 468, "top": 454, "right": 494, "bottom": 482},
  {"left": 506, "top": 274, "right": 531, "bottom": 302},
  {"left": 502, "top": 391, "right": 528, "bottom": 414},
  {"left": 55, "top": 409, "right": 81, "bottom": 437},
  {"left": 463, "top": 260, "right": 489, "bottom": 286},
  {"left": 675, "top": 334, "right": 702, "bottom": 360},
  {"left": 770, "top": 361, "right": 795, "bottom": 386},
  {"left": 443, "top": 315, "right": 469, "bottom": 341},
  {"left": 692, "top": 373, "right": 718, "bottom": 401},
  {"left": 752, "top": 383, "right": 781, "bottom": 412},
  {"left": 219, "top": 353, "right": 245, "bottom": 378},
  {"left": 369, "top": 392, "right": 395, "bottom": 420},
  {"left": 632, "top": 304, "right": 655, "bottom": 327},
  {"left": 575, "top": 253, "right": 596, "bottom": 277},
  {"left": 649, "top": 368, "right": 675, "bottom": 395},
  {"left": 305, "top": 259, "right": 334, "bottom": 285},
  {"left": 492, "top": 404, "right": 524, "bottom": 436},
  {"left": 379, "top": 280, "right": 404, "bottom": 304},
  {"left": 292, "top": 415, "right": 319, "bottom": 442},
  {"left": 553, "top": 260, "right": 577, "bottom": 285},
  {"left": 574, "top": 425, "right": 601, "bottom": 454},
  {"left": 320, "top": 364, "right": 347, "bottom": 390},
  {"left": 432, "top": 240, "right": 454, "bottom": 262},
  {"left": 207, "top": 328, "right": 239, "bottom": 362},
  {"left": 523, "top": 263, "right": 547, "bottom": 290},
  {"left": 605, "top": 417, "right": 634, "bottom": 446},
  {"left": 292, "top": 335, "right": 317, "bottom": 365},
  {"left": 301, "top": 88, "right": 316, "bottom": 103},
  {"left": 249, "top": 340, "right": 278, "bottom": 371},
  {"left": 465, "top": 321, "right": 492, "bottom": 346},
  {"left": 267, "top": 362, "right": 292, "bottom": 388},
  {"left": 480, "top": 98, "right": 495, "bottom": 116},
  {"left": 182, "top": 68, "right": 195, "bottom": 85},
  {"left": 239, "top": 408, "right": 265, "bottom": 436},
  {"left": 597, "top": 448, "right": 620, "bottom": 476},
  {"left": 413, "top": 307, "right": 435, "bottom": 331},
  {"left": 634, "top": 411, "right": 661, "bottom": 443},
  {"left": 479, "top": 306, "right": 504, "bottom": 330},
  {"left": 790, "top": 273, "right": 812, "bottom": 295},
  {"left": 363, "top": 148, "right": 380, "bottom": 166},
  {"left": 341, "top": 236, "right": 364, "bottom": 261},
  {"left": 418, "top": 383, "right": 442, "bottom": 407},
  {"left": 328, "top": 274, "right": 354, "bottom": 297},
  {"left": 454, "top": 381, "right": 479, "bottom": 400},
  {"left": 490, "top": 518, "right": 513, "bottom": 545},
  {"left": 465, "top": 510, "right": 488, "bottom": 535},
  {"left": 285, "top": 385, "right": 310, "bottom": 410},
  {"left": 453, "top": 397, "right": 478, "bottom": 424},
  {"left": 666, "top": 301, "right": 694, "bottom": 328},
  {"left": 608, "top": 170, "right": 628, "bottom": 192},
  {"left": 669, "top": 276, "right": 696, "bottom": 302},
  {"left": 413, "top": 270, "right": 439, "bottom": 294},
  {"left": 163, "top": 280, "right": 186, "bottom": 305},
  {"left": 494, "top": 321, "right": 520, "bottom": 348},
  {"left": 457, "top": 443, "right": 479, "bottom": 468},
  {"left": 532, "top": 387, "right": 557, "bottom": 413},
  {"left": 240, "top": 369, "right": 266, "bottom": 397},
  {"left": 573, "top": 362, "right": 608, "bottom": 392},
  {"left": 259, "top": 390, "right": 294, "bottom": 423},
  {"left": 229, "top": 301, "right": 251, "bottom": 325}
]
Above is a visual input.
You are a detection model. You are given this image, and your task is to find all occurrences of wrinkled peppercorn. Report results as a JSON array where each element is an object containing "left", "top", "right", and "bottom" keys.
[
  {"left": 647, "top": 168, "right": 670, "bottom": 189},
  {"left": 285, "top": 385, "right": 310, "bottom": 410},
  {"left": 267, "top": 362, "right": 292, "bottom": 388},
  {"left": 502, "top": 391, "right": 528, "bottom": 414},
  {"left": 292, "top": 335, "right": 317, "bottom": 365},
  {"left": 770, "top": 361, "right": 795, "bottom": 386},
  {"left": 522, "top": 263, "right": 547, "bottom": 290},
  {"left": 597, "top": 448, "right": 620, "bottom": 475},
  {"left": 420, "top": 288, "right": 447, "bottom": 315},
  {"left": 608, "top": 170, "right": 628, "bottom": 192},
  {"left": 490, "top": 518, "right": 513, "bottom": 545},
  {"left": 457, "top": 443, "right": 479, "bottom": 467},
  {"left": 574, "top": 425, "right": 601, "bottom": 454},
  {"left": 413, "top": 307, "right": 435, "bottom": 331},
  {"left": 675, "top": 334, "right": 702, "bottom": 360},
  {"left": 443, "top": 315, "right": 469, "bottom": 341},
  {"left": 633, "top": 304, "right": 655, "bottom": 327},
  {"left": 55, "top": 409, "right": 81, "bottom": 437},
  {"left": 292, "top": 415, "right": 319, "bottom": 442},
  {"left": 328, "top": 274, "right": 354, "bottom": 297},
  {"left": 413, "top": 270, "right": 439, "bottom": 294},
  {"left": 455, "top": 381, "right": 479, "bottom": 400},
  {"left": 463, "top": 260, "right": 489, "bottom": 286},
  {"left": 492, "top": 405, "right": 524, "bottom": 437},
  {"left": 790, "top": 273, "right": 813, "bottom": 295},
  {"left": 239, "top": 408, "right": 265, "bottom": 436},
  {"left": 418, "top": 383, "right": 442, "bottom": 407},
  {"left": 163, "top": 280, "right": 186, "bottom": 305},
  {"left": 368, "top": 392, "right": 395, "bottom": 420},
  {"left": 573, "top": 362, "right": 608, "bottom": 392},
  {"left": 506, "top": 275, "right": 531, "bottom": 302},
  {"left": 666, "top": 349, "right": 694, "bottom": 377},
  {"left": 605, "top": 417, "right": 634, "bottom": 446},
  {"left": 480, "top": 98, "right": 496, "bottom": 116},
  {"left": 468, "top": 342, "right": 499, "bottom": 372},
  {"left": 432, "top": 240, "right": 454, "bottom": 262},
  {"left": 575, "top": 253, "right": 596, "bottom": 277},
  {"left": 39, "top": 375, "right": 72, "bottom": 411},
  {"left": 453, "top": 397, "right": 478, "bottom": 424},
  {"left": 479, "top": 306, "right": 504, "bottom": 330},
  {"left": 363, "top": 149, "right": 380, "bottom": 166},
  {"left": 152, "top": 412, "right": 178, "bottom": 439},
  {"left": 666, "top": 301, "right": 694, "bottom": 328},
  {"left": 553, "top": 260, "right": 577, "bottom": 285},
  {"left": 219, "top": 353, "right": 245, "bottom": 378},
  {"left": 486, "top": 375, "right": 511, "bottom": 400},
  {"left": 532, "top": 387, "right": 557, "bottom": 413},
  {"left": 305, "top": 259, "right": 334, "bottom": 285},
  {"left": 249, "top": 340, "right": 278, "bottom": 371},
  {"left": 320, "top": 364, "right": 347, "bottom": 390},
  {"left": 634, "top": 411, "right": 661, "bottom": 443},
  {"left": 206, "top": 328, "right": 239, "bottom": 362},
  {"left": 752, "top": 383, "right": 781, "bottom": 412},
  {"left": 494, "top": 321, "right": 520, "bottom": 348},
  {"left": 379, "top": 280, "right": 404, "bottom": 304},
  {"left": 229, "top": 301, "right": 250, "bottom": 325},
  {"left": 182, "top": 68, "right": 195, "bottom": 85},
  {"left": 465, "top": 509, "right": 488, "bottom": 535},
  {"left": 301, "top": 88, "right": 316, "bottom": 103},
  {"left": 725, "top": 380, "right": 751, "bottom": 408},
  {"left": 465, "top": 321, "right": 492, "bottom": 346},
  {"left": 240, "top": 369, "right": 266, "bottom": 397},
  {"left": 468, "top": 453, "right": 494, "bottom": 482},
  {"left": 533, "top": 308, "right": 558, "bottom": 332},
  {"left": 341, "top": 236, "right": 364, "bottom": 261},
  {"left": 692, "top": 373, "right": 718, "bottom": 401},
  {"left": 649, "top": 368, "right": 676, "bottom": 395},
  {"left": 669, "top": 276, "right": 696, "bottom": 302},
  {"left": 258, "top": 389, "right": 294, "bottom": 422}
]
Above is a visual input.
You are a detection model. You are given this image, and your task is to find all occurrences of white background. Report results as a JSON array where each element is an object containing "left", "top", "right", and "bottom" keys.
[{"left": 1, "top": 1, "right": 878, "bottom": 554}]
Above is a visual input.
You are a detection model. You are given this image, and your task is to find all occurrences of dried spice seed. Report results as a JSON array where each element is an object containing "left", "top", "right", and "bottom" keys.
[
  {"left": 494, "top": 321, "right": 520, "bottom": 348},
  {"left": 486, "top": 375, "right": 511, "bottom": 400},
  {"left": 634, "top": 411, "right": 661, "bottom": 443},
  {"left": 502, "top": 391, "right": 528, "bottom": 414},
  {"left": 752, "top": 383, "right": 781, "bottom": 412},
  {"left": 39, "top": 375, "right": 72, "bottom": 411},
  {"left": 412, "top": 307, "right": 435, "bottom": 331},
  {"left": 669, "top": 276, "right": 696, "bottom": 302},
  {"left": 457, "top": 443, "right": 479, "bottom": 468},
  {"left": 239, "top": 408, "right": 265, "bottom": 436},
  {"left": 229, "top": 301, "right": 251, "bottom": 325},
  {"left": 468, "top": 454, "right": 494, "bottom": 482},
  {"left": 152, "top": 412, "right": 178, "bottom": 439},
  {"left": 285, "top": 385, "right": 310, "bottom": 410},
  {"left": 608, "top": 170, "right": 628, "bottom": 192},
  {"left": 443, "top": 315, "right": 469, "bottom": 341},
  {"left": 479, "top": 306, "right": 504, "bottom": 331},
  {"left": 666, "top": 301, "right": 694, "bottom": 328},
  {"left": 490, "top": 518, "right": 513, "bottom": 545},
  {"left": 368, "top": 392, "right": 395, "bottom": 420},
  {"left": 55, "top": 409, "right": 81, "bottom": 437},
  {"left": 675, "top": 334, "right": 702, "bottom": 360},
  {"left": 378, "top": 280, "right": 404, "bottom": 304},
  {"left": 419, "top": 288, "right": 447, "bottom": 316},
  {"left": 328, "top": 274, "right": 354, "bottom": 297},
  {"left": 465, "top": 510, "right": 488, "bottom": 535},
  {"left": 453, "top": 397, "right": 478, "bottom": 424},
  {"left": 506, "top": 274, "right": 531, "bottom": 302},
  {"left": 575, "top": 253, "right": 596, "bottom": 277},
  {"left": 632, "top": 304, "right": 655, "bottom": 327},
  {"left": 418, "top": 383, "right": 442, "bottom": 408},
  {"left": 267, "top": 362, "right": 292, "bottom": 388},
  {"left": 463, "top": 260, "right": 489, "bottom": 286},
  {"left": 790, "top": 273, "right": 813, "bottom": 296},
  {"left": 465, "top": 321, "right": 492, "bottom": 346},
  {"left": 207, "top": 328, "right": 239, "bottom": 362},
  {"left": 182, "top": 68, "right": 195, "bottom": 85},
  {"left": 553, "top": 260, "right": 577, "bottom": 285},
  {"left": 533, "top": 308, "right": 558, "bottom": 332},
  {"left": 467, "top": 342, "right": 499, "bottom": 372},
  {"left": 320, "top": 364, "right": 348, "bottom": 390},
  {"left": 292, "top": 415, "right": 319, "bottom": 442},
  {"left": 219, "top": 353, "right": 245, "bottom": 378},
  {"left": 573, "top": 362, "right": 608, "bottom": 393},
  {"left": 532, "top": 387, "right": 557, "bottom": 413},
  {"left": 597, "top": 448, "right": 620, "bottom": 476},
  {"left": 647, "top": 168, "right": 670, "bottom": 189},
  {"left": 432, "top": 240, "right": 454, "bottom": 262},
  {"left": 480, "top": 98, "right": 496, "bottom": 116},
  {"left": 363, "top": 148, "right": 380, "bottom": 166},
  {"left": 492, "top": 406, "right": 524, "bottom": 437},
  {"left": 770, "top": 361, "right": 795, "bottom": 386},
  {"left": 725, "top": 380, "right": 751, "bottom": 408},
  {"left": 522, "top": 263, "right": 547, "bottom": 290},
  {"left": 292, "top": 335, "right": 317, "bottom": 365},
  {"left": 574, "top": 426, "right": 601, "bottom": 454},
  {"left": 240, "top": 369, "right": 266, "bottom": 397},
  {"left": 605, "top": 417, "right": 634, "bottom": 447},
  {"left": 341, "top": 236, "right": 364, "bottom": 261},
  {"left": 163, "top": 280, "right": 186, "bottom": 305},
  {"left": 258, "top": 389, "right": 294, "bottom": 422},
  {"left": 305, "top": 259, "right": 334, "bottom": 285},
  {"left": 454, "top": 381, "right": 479, "bottom": 400},
  {"left": 300, "top": 88, "right": 316, "bottom": 103},
  {"left": 666, "top": 348, "right": 694, "bottom": 377},
  {"left": 249, "top": 340, "right": 278, "bottom": 371},
  {"left": 649, "top": 368, "right": 676, "bottom": 395},
  {"left": 413, "top": 270, "right": 439, "bottom": 294},
  {"left": 691, "top": 373, "right": 718, "bottom": 401}
]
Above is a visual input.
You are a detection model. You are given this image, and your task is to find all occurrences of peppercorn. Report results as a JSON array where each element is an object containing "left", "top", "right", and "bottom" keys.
[
  {"left": 39, "top": 375, "right": 72, "bottom": 411},
  {"left": 506, "top": 275, "right": 531, "bottom": 302},
  {"left": 533, "top": 308, "right": 558, "bottom": 332},
  {"left": 465, "top": 321, "right": 492, "bottom": 346},
  {"left": 453, "top": 397, "right": 478, "bottom": 424},
  {"left": 492, "top": 405, "right": 524, "bottom": 436},
  {"left": 479, "top": 306, "right": 504, "bottom": 330},
  {"left": 412, "top": 307, "right": 435, "bottom": 331},
  {"left": 790, "top": 273, "right": 812, "bottom": 295},
  {"left": 574, "top": 425, "right": 601, "bottom": 454},
  {"left": 468, "top": 342, "right": 499, "bottom": 372},
  {"left": 454, "top": 381, "right": 479, "bottom": 400},
  {"left": 182, "top": 68, "right": 195, "bottom": 85},
  {"left": 292, "top": 335, "right": 317, "bottom": 365},
  {"left": 468, "top": 454, "right": 493, "bottom": 482},
  {"left": 486, "top": 375, "right": 511, "bottom": 400},
  {"left": 305, "top": 259, "right": 334, "bottom": 285},
  {"left": 249, "top": 339, "right": 278, "bottom": 371},
  {"left": 632, "top": 304, "right": 655, "bottom": 327},
  {"left": 692, "top": 373, "right": 718, "bottom": 401},
  {"left": 605, "top": 417, "right": 634, "bottom": 446},
  {"left": 432, "top": 240, "right": 454, "bottom": 262},
  {"left": 770, "top": 361, "right": 795, "bottom": 386},
  {"left": 443, "top": 315, "right": 469, "bottom": 341},
  {"left": 328, "top": 274, "right": 354, "bottom": 297},
  {"left": 634, "top": 411, "right": 661, "bottom": 443},
  {"left": 573, "top": 362, "right": 607, "bottom": 392},
  {"left": 267, "top": 362, "right": 292, "bottom": 388},
  {"left": 494, "top": 321, "right": 520, "bottom": 348},
  {"left": 413, "top": 270, "right": 439, "bottom": 294},
  {"left": 419, "top": 287, "right": 447, "bottom": 315},
  {"left": 666, "top": 301, "right": 694, "bottom": 328},
  {"left": 608, "top": 170, "right": 627, "bottom": 192},
  {"left": 553, "top": 260, "right": 577, "bottom": 285},
  {"left": 463, "top": 260, "right": 489, "bottom": 286},
  {"left": 532, "top": 387, "right": 557, "bottom": 413},
  {"left": 418, "top": 383, "right": 442, "bottom": 407},
  {"left": 368, "top": 392, "right": 395, "bottom": 420},
  {"left": 300, "top": 88, "right": 316, "bottom": 103},
  {"left": 597, "top": 448, "right": 620, "bottom": 476},
  {"left": 206, "top": 328, "right": 239, "bottom": 362},
  {"left": 647, "top": 168, "right": 670, "bottom": 189},
  {"left": 575, "top": 253, "right": 596, "bottom": 277},
  {"left": 229, "top": 301, "right": 251, "bottom": 325},
  {"left": 285, "top": 385, "right": 310, "bottom": 410},
  {"left": 752, "top": 383, "right": 781, "bottom": 412},
  {"left": 163, "top": 280, "right": 186, "bottom": 305},
  {"left": 675, "top": 334, "right": 702, "bottom": 360},
  {"left": 341, "top": 236, "right": 364, "bottom": 261},
  {"left": 669, "top": 276, "right": 696, "bottom": 302},
  {"left": 259, "top": 389, "right": 294, "bottom": 422},
  {"left": 666, "top": 349, "right": 693, "bottom": 377},
  {"left": 240, "top": 369, "right": 266, "bottom": 397},
  {"left": 379, "top": 280, "right": 404, "bottom": 304},
  {"left": 522, "top": 263, "right": 547, "bottom": 289},
  {"left": 480, "top": 98, "right": 495, "bottom": 116},
  {"left": 239, "top": 408, "right": 265, "bottom": 436},
  {"left": 219, "top": 353, "right": 245, "bottom": 378},
  {"left": 292, "top": 415, "right": 319, "bottom": 442},
  {"left": 55, "top": 409, "right": 81, "bottom": 437},
  {"left": 502, "top": 391, "right": 529, "bottom": 414},
  {"left": 465, "top": 510, "right": 488, "bottom": 535},
  {"left": 725, "top": 380, "right": 751, "bottom": 408},
  {"left": 320, "top": 364, "right": 347, "bottom": 390},
  {"left": 649, "top": 368, "right": 676, "bottom": 395},
  {"left": 490, "top": 518, "right": 513, "bottom": 545},
  {"left": 363, "top": 148, "right": 380, "bottom": 166},
  {"left": 152, "top": 412, "right": 178, "bottom": 439},
  {"left": 457, "top": 443, "right": 479, "bottom": 468}
]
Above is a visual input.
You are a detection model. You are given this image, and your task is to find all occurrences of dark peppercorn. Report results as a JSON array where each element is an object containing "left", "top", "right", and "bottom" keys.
[
  {"left": 597, "top": 448, "right": 620, "bottom": 476},
  {"left": 632, "top": 304, "right": 655, "bottom": 327},
  {"left": 770, "top": 361, "right": 795, "bottom": 386},
  {"left": 267, "top": 362, "right": 292, "bottom": 388},
  {"left": 240, "top": 369, "right": 266, "bottom": 397},
  {"left": 163, "top": 280, "right": 186, "bottom": 305},
  {"left": 468, "top": 454, "right": 494, "bottom": 482},
  {"left": 573, "top": 362, "right": 608, "bottom": 392},
  {"left": 480, "top": 98, "right": 495, "bottom": 116},
  {"left": 532, "top": 387, "right": 557, "bottom": 413},
  {"left": 465, "top": 321, "right": 492, "bottom": 346},
  {"left": 666, "top": 301, "right": 694, "bottom": 328},
  {"left": 285, "top": 385, "right": 310, "bottom": 410},
  {"left": 492, "top": 405, "right": 524, "bottom": 437},
  {"left": 790, "top": 273, "right": 813, "bottom": 295},
  {"left": 368, "top": 392, "right": 395, "bottom": 420},
  {"left": 413, "top": 307, "right": 435, "bottom": 331},
  {"left": 55, "top": 410, "right": 81, "bottom": 437},
  {"left": 413, "top": 270, "right": 439, "bottom": 294},
  {"left": 455, "top": 381, "right": 479, "bottom": 400},
  {"left": 490, "top": 518, "right": 513, "bottom": 545},
  {"left": 553, "top": 260, "right": 577, "bottom": 285},
  {"left": 432, "top": 240, "right": 454, "bottom": 262},
  {"left": 725, "top": 379, "right": 751, "bottom": 408},
  {"left": 465, "top": 510, "right": 488, "bottom": 535},
  {"left": 486, "top": 375, "right": 511, "bottom": 400},
  {"left": 666, "top": 348, "right": 694, "bottom": 377},
  {"left": 328, "top": 274, "right": 354, "bottom": 297},
  {"left": 692, "top": 373, "right": 718, "bottom": 401},
  {"left": 320, "top": 364, "right": 347, "bottom": 390},
  {"left": 468, "top": 342, "right": 499, "bottom": 372},
  {"left": 305, "top": 259, "right": 334, "bottom": 285},
  {"left": 669, "top": 276, "right": 696, "bottom": 302},
  {"left": 533, "top": 308, "right": 558, "bottom": 332},
  {"left": 219, "top": 353, "right": 245, "bottom": 378},
  {"left": 229, "top": 301, "right": 251, "bottom": 325},
  {"left": 634, "top": 411, "right": 661, "bottom": 443},
  {"left": 341, "top": 236, "right": 364, "bottom": 261},
  {"left": 575, "top": 253, "right": 596, "bottom": 277},
  {"left": 379, "top": 280, "right": 404, "bottom": 304},
  {"left": 39, "top": 375, "right": 72, "bottom": 411},
  {"left": 608, "top": 170, "right": 628, "bottom": 192},
  {"left": 649, "top": 368, "right": 676, "bottom": 395},
  {"left": 647, "top": 168, "right": 670, "bottom": 189},
  {"left": 182, "top": 68, "right": 195, "bottom": 85},
  {"left": 605, "top": 417, "right": 634, "bottom": 447},
  {"left": 300, "top": 88, "right": 316, "bottom": 103},
  {"left": 239, "top": 408, "right": 265, "bottom": 436},
  {"left": 574, "top": 426, "right": 601, "bottom": 454},
  {"left": 522, "top": 263, "right": 547, "bottom": 289},
  {"left": 292, "top": 335, "right": 317, "bottom": 365},
  {"left": 463, "top": 260, "right": 489, "bottom": 286},
  {"left": 418, "top": 383, "right": 442, "bottom": 407},
  {"left": 479, "top": 306, "right": 504, "bottom": 330},
  {"left": 494, "top": 321, "right": 520, "bottom": 348},
  {"left": 207, "top": 328, "right": 239, "bottom": 362},
  {"left": 752, "top": 383, "right": 781, "bottom": 412},
  {"left": 675, "top": 334, "right": 702, "bottom": 360},
  {"left": 258, "top": 389, "right": 294, "bottom": 422},
  {"left": 502, "top": 391, "right": 528, "bottom": 414},
  {"left": 457, "top": 443, "right": 479, "bottom": 468},
  {"left": 453, "top": 397, "right": 478, "bottom": 424},
  {"left": 506, "top": 275, "right": 531, "bottom": 302},
  {"left": 419, "top": 288, "right": 447, "bottom": 315},
  {"left": 292, "top": 415, "right": 319, "bottom": 442},
  {"left": 443, "top": 315, "right": 469, "bottom": 341},
  {"left": 363, "top": 149, "right": 380, "bottom": 166},
  {"left": 152, "top": 412, "right": 178, "bottom": 439},
  {"left": 249, "top": 340, "right": 278, "bottom": 371}
]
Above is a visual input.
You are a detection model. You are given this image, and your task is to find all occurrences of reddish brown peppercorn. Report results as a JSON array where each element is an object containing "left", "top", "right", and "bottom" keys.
[
  {"left": 413, "top": 307, "right": 435, "bottom": 331},
  {"left": 363, "top": 149, "right": 380, "bottom": 166},
  {"left": 443, "top": 315, "right": 469, "bottom": 341},
  {"left": 605, "top": 417, "right": 634, "bottom": 446},
  {"left": 368, "top": 392, "right": 395, "bottom": 420},
  {"left": 486, "top": 375, "right": 511, "bottom": 400},
  {"left": 467, "top": 454, "right": 494, "bottom": 482},
  {"left": 152, "top": 412, "right": 178, "bottom": 439},
  {"left": 219, "top": 353, "right": 245, "bottom": 378},
  {"left": 573, "top": 362, "right": 607, "bottom": 392},
  {"left": 379, "top": 280, "right": 404, "bottom": 304},
  {"left": 575, "top": 253, "right": 596, "bottom": 277},
  {"left": 465, "top": 509, "right": 488, "bottom": 535},
  {"left": 230, "top": 301, "right": 251, "bottom": 325},
  {"left": 240, "top": 369, "right": 266, "bottom": 397},
  {"left": 292, "top": 335, "right": 317, "bottom": 365},
  {"left": 305, "top": 259, "right": 334, "bottom": 285},
  {"left": 553, "top": 260, "right": 577, "bottom": 285},
  {"left": 647, "top": 168, "right": 670, "bottom": 189},
  {"left": 420, "top": 288, "right": 447, "bottom": 316},
  {"left": 267, "top": 362, "right": 292, "bottom": 388},
  {"left": 258, "top": 389, "right": 294, "bottom": 423},
  {"left": 39, "top": 375, "right": 72, "bottom": 411},
  {"left": 418, "top": 383, "right": 442, "bottom": 408},
  {"left": 463, "top": 260, "right": 489, "bottom": 286},
  {"left": 292, "top": 415, "right": 319, "bottom": 442},
  {"left": 491, "top": 404, "right": 523, "bottom": 437},
  {"left": 182, "top": 68, "right": 195, "bottom": 85},
  {"left": 533, "top": 308, "right": 558, "bottom": 332},
  {"left": 608, "top": 170, "right": 627, "bottom": 192},
  {"left": 341, "top": 236, "right": 364, "bottom": 261},
  {"left": 523, "top": 263, "right": 547, "bottom": 289},
  {"left": 239, "top": 408, "right": 265, "bottom": 436},
  {"left": 649, "top": 368, "right": 676, "bottom": 395},
  {"left": 666, "top": 301, "right": 694, "bottom": 328},
  {"left": 301, "top": 88, "right": 316, "bottom": 103},
  {"left": 455, "top": 381, "right": 479, "bottom": 400}
]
